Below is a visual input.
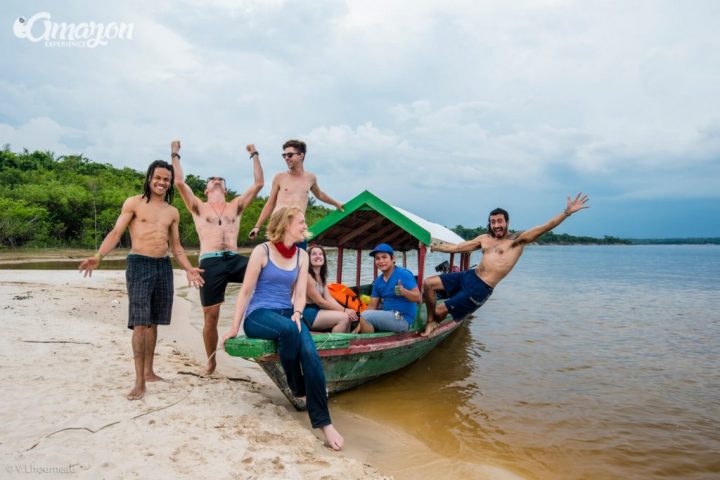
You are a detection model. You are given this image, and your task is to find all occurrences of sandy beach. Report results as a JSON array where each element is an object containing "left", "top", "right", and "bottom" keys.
[{"left": 0, "top": 270, "right": 385, "bottom": 479}]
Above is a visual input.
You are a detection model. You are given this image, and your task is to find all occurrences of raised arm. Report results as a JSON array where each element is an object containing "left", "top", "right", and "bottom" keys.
[
  {"left": 515, "top": 193, "right": 590, "bottom": 246},
  {"left": 170, "top": 140, "right": 201, "bottom": 215},
  {"left": 431, "top": 234, "right": 485, "bottom": 254},
  {"left": 236, "top": 144, "right": 265, "bottom": 211},
  {"left": 309, "top": 174, "right": 344, "bottom": 211},
  {"left": 79, "top": 196, "right": 136, "bottom": 276},
  {"left": 168, "top": 208, "right": 204, "bottom": 287},
  {"left": 249, "top": 174, "right": 280, "bottom": 239}
]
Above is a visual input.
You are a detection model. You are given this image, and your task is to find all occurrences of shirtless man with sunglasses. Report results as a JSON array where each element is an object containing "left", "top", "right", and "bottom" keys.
[
  {"left": 171, "top": 140, "right": 264, "bottom": 375},
  {"left": 248, "top": 139, "right": 344, "bottom": 246}
]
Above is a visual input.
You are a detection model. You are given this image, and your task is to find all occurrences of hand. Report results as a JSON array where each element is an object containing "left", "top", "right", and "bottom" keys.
[
  {"left": 291, "top": 312, "right": 302, "bottom": 332},
  {"left": 171, "top": 140, "right": 181, "bottom": 153},
  {"left": 394, "top": 280, "right": 404, "bottom": 297},
  {"left": 246, "top": 144, "right": 257, "bottom": 156},
  {"left": 248, "top": 227, "right": 260, "bottom": 240},
  {"left": 337, "top": 203, "right": 344, "bottom": 212},
  {"left": 565, "top": 192, "right": 590, "bottom": 215},
  {"left": 186, "top": 267, "right": 205, "bottom": 288},
  {"left": 78, "top": 256, "right": 100, "bottom": 278},
  {"left": 344, "top": 308, "right": 358, "bottom": 321},
  {"left": 220, "top": 330, "right": 238, "bottom": 350}
]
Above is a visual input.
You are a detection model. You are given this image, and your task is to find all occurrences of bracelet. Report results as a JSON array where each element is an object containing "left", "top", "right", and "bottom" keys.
[
  {"left": 249, "top": 151, "right": 259, "bottom": 158},
  {"left": 171, "top": 152, "right": 180, "bottom": 159},
  {"left": 94, "top": 252, "right": 103, "bottom": 261},
  {"left": 563, "top": 210, "right": 571, "bottom": 217},
  {"left": 252, "top": 226, "right": 260, "bottom": 230},
  {"left": 293, "top": 310, "right": 302, "bottom": 315}
]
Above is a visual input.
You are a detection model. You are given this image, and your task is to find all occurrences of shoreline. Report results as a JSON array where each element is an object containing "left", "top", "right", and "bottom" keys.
[
  {"left": 0, "top": 270, "right": 383, "bottom": 479},
  {"left": 0, "top": 269, "right": 525, "bottom": 480}
]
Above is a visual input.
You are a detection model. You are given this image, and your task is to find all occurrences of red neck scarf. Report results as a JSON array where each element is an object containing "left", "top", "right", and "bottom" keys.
[{"left": 273, "top": 242, "right": 297, "bottom": 259}]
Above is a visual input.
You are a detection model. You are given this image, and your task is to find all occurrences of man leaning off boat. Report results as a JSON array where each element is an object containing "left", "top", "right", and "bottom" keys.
[{"left": 353, "top": 243, "right": 421, "bottom": 333}]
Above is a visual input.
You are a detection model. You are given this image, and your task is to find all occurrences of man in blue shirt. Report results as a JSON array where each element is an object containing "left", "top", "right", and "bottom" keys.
[{"left": 356, "top": 243, "right": 421, "bottom": 333}]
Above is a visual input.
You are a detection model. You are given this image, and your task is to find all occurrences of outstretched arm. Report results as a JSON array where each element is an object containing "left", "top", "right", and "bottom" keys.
[
  {"left": 249, "top": 175, "right": 280, "bottom": 239},
  {"left": 170, "top": 140, "right": 201, "bottom": 215},
  {"left": 310, "top": 175, "right": 344, "bottom": 211},
  {"left": 431, "top": 234, "right": 485, "bottom": 254},
  {"left": 515, "top": 193, "right": 590, "bottom": 245},
  {"left": 79, "top": 197, "right": 136, "bottom": 277},
  {"left": 236, "top": 144, "right": 265, "bottom": 211},
  {"left": 168, "top": 209, "right": 204, "bottom": 287}
]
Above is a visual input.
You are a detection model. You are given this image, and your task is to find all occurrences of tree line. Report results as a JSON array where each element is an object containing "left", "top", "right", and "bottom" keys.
[
  {"left": 0, "top": 147, "right": 330, "bottom": 249},
  {"left": 450, "top": 224, "right": 632, "bottom": 245}
]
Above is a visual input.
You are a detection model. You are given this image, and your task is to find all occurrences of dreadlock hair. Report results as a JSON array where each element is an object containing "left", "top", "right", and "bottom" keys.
[{"left": 143, "top": 160, "right": 175, "bottom": 204}]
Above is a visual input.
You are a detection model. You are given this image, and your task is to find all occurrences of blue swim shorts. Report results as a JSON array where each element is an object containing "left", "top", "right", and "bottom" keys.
[{"left": 439, "top": 270, "right": 493, "bottom": 320}]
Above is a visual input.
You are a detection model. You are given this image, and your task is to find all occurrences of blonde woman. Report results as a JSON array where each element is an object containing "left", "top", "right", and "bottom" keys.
[{"left": 221, "top": 206, "right": 343, "bottom": 450}]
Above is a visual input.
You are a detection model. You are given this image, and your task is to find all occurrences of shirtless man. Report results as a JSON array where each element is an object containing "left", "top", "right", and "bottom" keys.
[
  {"left": 79, "top": 160, "right": 204, "bottom": 400},
  {"left": 422, "top": 193, "right": 589, "bottom": 337},
  {"left": 171, "top": 140, "right": 264, "bottom": 375},
  {"left": 248, "top": 139, "right": 343, "bottom": 243}
]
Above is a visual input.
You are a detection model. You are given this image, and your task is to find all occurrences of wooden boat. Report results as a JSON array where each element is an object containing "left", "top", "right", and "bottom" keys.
[{"left": 224, "top": 190, "right": 473, "bottom": 410}]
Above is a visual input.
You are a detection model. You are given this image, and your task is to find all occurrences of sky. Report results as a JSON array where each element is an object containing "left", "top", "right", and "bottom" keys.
[{"left": 2, "top": 0, "right": 719, "bottom": 238}]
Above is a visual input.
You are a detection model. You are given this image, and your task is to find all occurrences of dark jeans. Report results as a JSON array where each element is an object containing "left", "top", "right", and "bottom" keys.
[{"left": 244, "top": 307, "right": 330, "bottom": 428}]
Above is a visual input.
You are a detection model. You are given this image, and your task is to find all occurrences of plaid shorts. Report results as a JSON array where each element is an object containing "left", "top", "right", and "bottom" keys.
[{"left": 126, "top": 254, "right": 174, "bottom": 329}]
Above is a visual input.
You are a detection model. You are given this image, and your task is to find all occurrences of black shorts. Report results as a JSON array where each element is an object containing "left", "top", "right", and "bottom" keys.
[
  {"left": 126, "top": 254, "right": 174, "bottom": 330},
  {"left": 440, "top": 270, "right": 493, "bottom": 320},
  {"left": 199, "top": 253, "right": 249, "bottom": 307}
]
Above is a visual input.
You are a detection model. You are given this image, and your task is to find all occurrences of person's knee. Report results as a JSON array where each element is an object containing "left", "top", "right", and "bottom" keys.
[{"left": 203, "top": 306, "right": 220, "bottom": 324}]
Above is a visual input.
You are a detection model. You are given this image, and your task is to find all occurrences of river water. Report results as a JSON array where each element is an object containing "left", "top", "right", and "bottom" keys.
[{"left": 6, "top": 245, "right": 718, "bottom": 478}]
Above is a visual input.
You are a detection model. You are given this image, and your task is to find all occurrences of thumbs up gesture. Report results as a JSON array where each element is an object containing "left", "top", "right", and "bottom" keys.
[{"left": 394, "top": 280, "right": 403, "bottom": 297}]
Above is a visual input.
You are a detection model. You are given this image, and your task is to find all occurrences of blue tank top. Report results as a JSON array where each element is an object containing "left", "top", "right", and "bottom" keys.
[{"left": 246, "top": 244, "right": 300, "bottom": 316}]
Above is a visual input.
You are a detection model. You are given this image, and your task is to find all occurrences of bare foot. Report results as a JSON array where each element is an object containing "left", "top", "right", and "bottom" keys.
[
  {"left": 145, "top": 372, "right": 165, "bottom": 382},
  {"left": 321, "top": 424, "right": 344, "bottom": 451},
  {"left": 126, "top": 385, "right": 145, "bottom": 400},
  {"left": 202, "top": 358, "right": 217, "bottom": 377},
  {"left": 421, "top": 321, "right": 438, "bottom": 337}
]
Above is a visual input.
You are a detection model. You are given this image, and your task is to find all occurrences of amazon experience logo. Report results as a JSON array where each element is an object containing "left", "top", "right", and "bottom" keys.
[{"left": 13, "top": 12, "right": 134, "bottom": 48}]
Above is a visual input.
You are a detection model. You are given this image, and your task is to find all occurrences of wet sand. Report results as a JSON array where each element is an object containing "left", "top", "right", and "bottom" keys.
[{"left": 0, "top": 269, "right": 522, "bottom": 479}]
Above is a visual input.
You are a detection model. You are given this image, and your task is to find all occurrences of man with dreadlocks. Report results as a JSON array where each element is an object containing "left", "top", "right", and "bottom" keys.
[
  {"left": 421, "top": 193, "right": 589, "bottom": 337},
  {"left": 79, "top": 160, "right": 204, "bottom": 400}
]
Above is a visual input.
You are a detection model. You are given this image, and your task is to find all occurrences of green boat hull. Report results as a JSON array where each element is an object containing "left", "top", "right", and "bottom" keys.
[{"left": 225, "top": 315, "right": 465, "bottom": 410}]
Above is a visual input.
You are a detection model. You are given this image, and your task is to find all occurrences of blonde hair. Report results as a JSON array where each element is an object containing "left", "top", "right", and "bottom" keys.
[{"left": 266, "top": 206, "right": 306, "bottom": 242}]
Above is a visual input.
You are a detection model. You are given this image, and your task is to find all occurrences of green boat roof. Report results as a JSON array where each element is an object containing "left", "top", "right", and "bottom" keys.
[{"left": 308, "top": 190, "right": 463, "bottom": 251}]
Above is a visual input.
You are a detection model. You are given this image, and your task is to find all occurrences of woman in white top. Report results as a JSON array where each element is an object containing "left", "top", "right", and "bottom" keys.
[{"left": 302, "top": 245, "right": 357, "bottom": 333}]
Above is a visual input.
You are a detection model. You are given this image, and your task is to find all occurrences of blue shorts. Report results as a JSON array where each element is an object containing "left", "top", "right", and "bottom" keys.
[
  {"left": 302, "top": 304, "right": 320, "bottom": 326},
  {"left": 440, "top": 270, "right": 493, "bottom": 320}
]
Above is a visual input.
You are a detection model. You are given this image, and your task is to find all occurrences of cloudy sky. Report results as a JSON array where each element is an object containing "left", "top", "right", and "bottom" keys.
[{"left": 2, "top": 0, "right": 719, "bottom": 238}]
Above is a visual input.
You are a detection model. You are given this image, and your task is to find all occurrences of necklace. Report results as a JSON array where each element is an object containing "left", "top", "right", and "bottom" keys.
[{"left": 209, "top": 202, "right": 227, "bottom": 225}]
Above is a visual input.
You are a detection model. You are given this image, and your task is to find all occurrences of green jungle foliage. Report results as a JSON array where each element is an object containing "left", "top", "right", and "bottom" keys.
[{"left": 0, "top": 147, "right": 331, "bottom": 249}]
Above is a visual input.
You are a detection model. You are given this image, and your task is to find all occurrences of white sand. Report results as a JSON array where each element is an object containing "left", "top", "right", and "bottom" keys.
[{"left": 0, "top": 270, "right": 385, "bottom": 479}]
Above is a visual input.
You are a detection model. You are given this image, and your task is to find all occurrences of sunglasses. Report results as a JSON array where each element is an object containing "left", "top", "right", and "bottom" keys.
[
  {"left": 281, "top": 152, "right": 301, "bottom": 159},
  {"left": 207, "top": 176, "right": 225, "bottom": 183}
]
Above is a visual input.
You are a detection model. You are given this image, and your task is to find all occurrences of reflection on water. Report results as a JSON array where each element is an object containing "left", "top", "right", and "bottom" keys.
[{"left": 4, "top": 246, "right": 720, "bottom": 479}]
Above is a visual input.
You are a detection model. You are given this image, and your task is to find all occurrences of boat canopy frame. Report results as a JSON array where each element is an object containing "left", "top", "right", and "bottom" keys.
[{"left": 308, "top": 190, "right": 471, "bottom": 290}]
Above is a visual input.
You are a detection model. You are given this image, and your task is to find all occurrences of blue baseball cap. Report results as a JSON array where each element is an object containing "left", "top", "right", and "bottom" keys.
[{"left": 369, "top": 243, "right": 394, "bottom": 257}]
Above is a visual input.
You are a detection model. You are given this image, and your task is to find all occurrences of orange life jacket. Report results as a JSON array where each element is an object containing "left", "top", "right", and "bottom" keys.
[{"left": 327, "top": 283, "right": 367, "bottom": 313}]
